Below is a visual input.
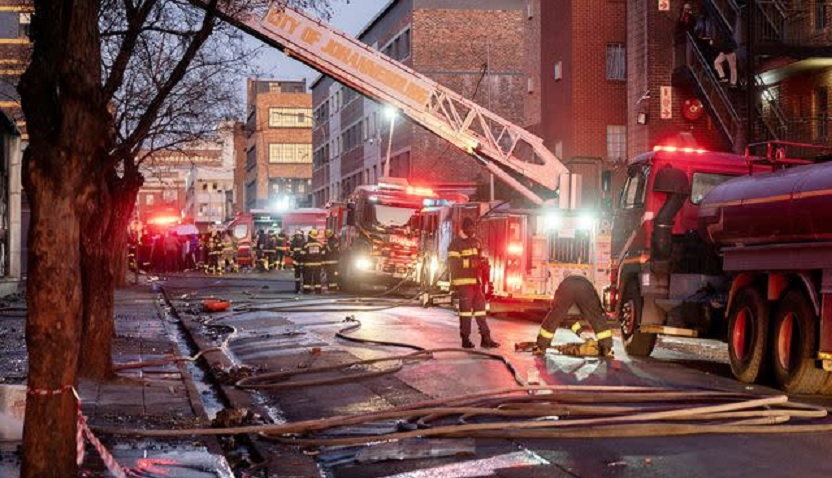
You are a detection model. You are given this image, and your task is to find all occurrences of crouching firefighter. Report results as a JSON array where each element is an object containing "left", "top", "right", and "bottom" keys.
[
  {"left": 535, "top": 275, "right": 614, "bottom": 359},
  {"left": 449, "top": 217, "right": 500, "bottom": 349}
]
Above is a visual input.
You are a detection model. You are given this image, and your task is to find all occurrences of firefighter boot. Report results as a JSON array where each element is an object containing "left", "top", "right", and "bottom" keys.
[
  {"left": 461, "top": 337, "right": 475, "bottom": 349},
  {"left": 481, "top": 336, "right": 501, "bottom": 348},
  {"left": 598, "top": 339, "right": 615, "bottom": 359}
]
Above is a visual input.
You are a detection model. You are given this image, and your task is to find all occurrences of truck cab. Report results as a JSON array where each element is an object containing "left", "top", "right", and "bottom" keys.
[{"left": 608, "top": 145, "right": 769, "bottom": 356}]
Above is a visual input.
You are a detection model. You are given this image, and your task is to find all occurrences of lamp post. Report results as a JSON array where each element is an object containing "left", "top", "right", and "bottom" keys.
[{"left": 383, "top": 106, "right": 397, "bottom": 178}]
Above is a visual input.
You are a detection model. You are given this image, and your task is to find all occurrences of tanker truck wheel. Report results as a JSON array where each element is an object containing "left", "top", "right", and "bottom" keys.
[
  {"left": 771, "top": 290, "right": 825, "bottom": 394},
  {"left": 727, "top": 288, "right": 770, "bottom": 384},
  {"left": 620, "top": 281, "right": 656, "bottom": 357}
]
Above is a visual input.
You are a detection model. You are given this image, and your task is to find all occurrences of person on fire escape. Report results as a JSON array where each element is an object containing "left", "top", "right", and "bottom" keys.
[
  {"left": 535, "top": 275, "right": 614, "bottom": 359},
  {"left": 448, "top": 217, "right": 500, "bottom": 349}
]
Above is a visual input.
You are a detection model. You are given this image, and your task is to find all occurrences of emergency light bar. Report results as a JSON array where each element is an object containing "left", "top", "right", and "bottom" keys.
[{"left": 653, "top": 145, "right": 707, "bottom": 154}]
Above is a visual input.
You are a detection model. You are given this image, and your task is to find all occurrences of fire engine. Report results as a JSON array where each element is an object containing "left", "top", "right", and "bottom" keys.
[
  {"left": 606, "top": 140, "right": 832, "bottom": 394},
  {"left": 327, "top": 178, "right": 441, "bottom": 292},
  {"left": 225, "top": 208, "right": 327, "bottom": 267}
]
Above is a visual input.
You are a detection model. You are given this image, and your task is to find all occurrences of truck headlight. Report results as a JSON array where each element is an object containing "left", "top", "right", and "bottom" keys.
[{"left": 355, "top": 257, "right": 373, "bottom": 271}]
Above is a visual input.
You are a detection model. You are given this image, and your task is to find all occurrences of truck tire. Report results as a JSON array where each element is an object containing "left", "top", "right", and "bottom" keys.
[
  {"left": 727, "top": 287, "right": 770, "bottom": 384},
  {"left": 771, "top": 290, "right": 825, "bottom": 394},
  {"left": 620, "top": 281, "right": 657, "bottom": 357}
]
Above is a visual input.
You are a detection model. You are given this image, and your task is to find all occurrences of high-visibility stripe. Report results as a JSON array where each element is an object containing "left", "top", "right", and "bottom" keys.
[
  {"left": 571, "top": 322, "right": 582, "bottom": 333},
  {"left": 303, "top": 262, "right": 322, "bottom": 266},
  {"left": 596, "top": 329, "right": 613, "bottom": 340},
  {"left": 460, "top": 248, "right": 478, "bottom": 256},
  {"left": 462, "top": 259, "right": 470, "bottom": 268},
  {"left": 538, "top": 328, "right": 555, "bottom": 339},
  {"left": 448, "top": 251, "right": 461, "bottom": 257},
  {"left": 473, "top": 311, "right": 487, "bottom": 317},
  {"left": 459, "top": 311, "right": 473, "bottom": 317},
  {"left": 452, "top": 278, "right": 478, "bottom": 286}
]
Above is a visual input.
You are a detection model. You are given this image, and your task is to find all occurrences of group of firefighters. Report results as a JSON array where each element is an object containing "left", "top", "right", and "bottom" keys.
[{"left": 286, "top": 228, "right": 340, "bottom": 294}]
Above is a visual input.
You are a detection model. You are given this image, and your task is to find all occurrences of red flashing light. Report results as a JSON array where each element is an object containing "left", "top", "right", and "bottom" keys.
[
  {"left": 653, "top": 145, "right": 707, "bottom": 154},
  {"left": 406, "top": 186, "right": 434, "bottom": 197},
  {"left": 147, "top": 215, "right": 180, "bottom": 226},
  {"left": 507, "top": 242, "right": 523, "bottom": 256}
]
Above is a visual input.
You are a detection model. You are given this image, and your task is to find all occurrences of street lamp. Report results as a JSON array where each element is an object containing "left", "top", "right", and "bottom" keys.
[{"left": 383, "top": 106, "right": 397, "bottom": 178}]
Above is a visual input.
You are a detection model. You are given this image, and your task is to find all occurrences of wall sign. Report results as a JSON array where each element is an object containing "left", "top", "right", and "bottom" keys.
[{"left": 660, "top": 86, "right": 672, "bottom": 119}]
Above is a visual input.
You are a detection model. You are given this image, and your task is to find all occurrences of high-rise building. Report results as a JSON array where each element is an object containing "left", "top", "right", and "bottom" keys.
[{"left": 243, "top": 79, "right": 313, "bottom": 212}]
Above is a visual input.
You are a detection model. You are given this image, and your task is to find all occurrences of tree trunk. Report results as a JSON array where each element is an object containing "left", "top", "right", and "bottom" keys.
[
  {"left": 19, "top": 1, "right": 108, "bottom": 474},
  {"left": 79, "top": 169, "right": 141, "bottom": 380},
  {"left": 21, "top": 149, "right": 86, "bottom": 477}
]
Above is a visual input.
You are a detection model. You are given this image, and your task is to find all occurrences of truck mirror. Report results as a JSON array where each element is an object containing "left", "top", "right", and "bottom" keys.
[{"left": 601, "top": 171, "right": 612, "bottom": 194}]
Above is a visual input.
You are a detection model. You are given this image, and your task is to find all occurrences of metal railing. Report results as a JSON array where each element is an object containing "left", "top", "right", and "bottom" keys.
[
  {"left": 752, "top": 0, "right": 830, "bottom": 48},
  {"left": 685, "top": 34, "right": 742, "bottom": 146}
]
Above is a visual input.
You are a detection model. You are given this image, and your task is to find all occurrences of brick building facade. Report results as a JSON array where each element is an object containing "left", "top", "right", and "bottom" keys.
[
  {"left": 311, "top": 0, "right": 533, "bottom": 206},
  {"left": 634, "top": 0, "right": 832, "bottom": 158},
  {"left": 243, "top": 79, "right": 313, "bottom": 211}
]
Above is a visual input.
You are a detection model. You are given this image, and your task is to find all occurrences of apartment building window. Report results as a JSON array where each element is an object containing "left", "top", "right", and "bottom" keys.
[
  {"left": 815, "top": 1, "right": 828, "bottom": 30},
  {"left": 606, "top": 125, "right": 627, "bottom": 163},
  {"left": 246, "top": 147, "right": 256, "bottom": 171},
  {"left": 269, "top": 143, "right": 312, "bottom": 164},
  {"left": 268, "top": 107, "right": 312, "bottom": 128},
  {"left": 606, "top": 44, "right": 626, "bottom": 81}
]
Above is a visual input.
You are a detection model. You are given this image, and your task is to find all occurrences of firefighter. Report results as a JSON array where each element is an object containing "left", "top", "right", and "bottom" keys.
[
  {"left": 275, "top": 228, "right": 289, "bottom": 270},
  {"left": 290, "top": 229, "right": 306, "bottom": 293},
  {"left": 264, "top": 230, "right": 278, "bottom": 271},
  {"left": 207, "top": 231, "right": 222, "bottom": 275},
  {"left": 448, "top": 217, "right": 500, "bottom": 349},
  {"left": 301, "top": 229, "right": 324, "bottom": 294},
  {"left": 220, "top": 231, "right": 236, "bottom": 274},
  {"left": 255, "top": 229, "right": 268, "bottom": 271},
  {"left": 322, "top": 229, "right": 340, "bottom": 292},
  {"left": 535, "top": 275, "right": 614, "bottom": 359}
]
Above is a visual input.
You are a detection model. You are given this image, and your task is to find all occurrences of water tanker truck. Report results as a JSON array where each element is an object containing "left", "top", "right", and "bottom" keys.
[{"left": 607, "top": 141, "right": 832, "bottom": 394}]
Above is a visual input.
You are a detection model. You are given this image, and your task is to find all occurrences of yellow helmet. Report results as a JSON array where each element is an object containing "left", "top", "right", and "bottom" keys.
[
  {"left": 308, "top": 229, "right": 318, "bottom": 238},
  {"left": 325, "top": 229, "right": 334, "bottom": 238}
]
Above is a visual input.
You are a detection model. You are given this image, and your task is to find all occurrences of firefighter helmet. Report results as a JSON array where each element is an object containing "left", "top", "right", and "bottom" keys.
[
  {"left": 325, "top": 229, "right": 334, "bottom": 238},
  {"left": 308, "top": 229, "right": 318, "bottom": 238}
]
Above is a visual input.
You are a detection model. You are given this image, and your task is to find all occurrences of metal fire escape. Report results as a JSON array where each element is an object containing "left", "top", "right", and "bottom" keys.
[{"left": 679, "top": 0, "right": 832, "bottom": 151}]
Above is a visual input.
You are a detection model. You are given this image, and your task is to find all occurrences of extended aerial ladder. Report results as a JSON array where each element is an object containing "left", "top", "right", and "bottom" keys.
[{"left": 201, "top": 1, "right": 568, "bottom": 205}]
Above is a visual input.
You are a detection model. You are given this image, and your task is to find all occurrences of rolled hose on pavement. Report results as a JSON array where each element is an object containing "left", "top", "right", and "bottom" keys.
[
  {"left": 94, "top": 386, "right": 832, "bottom": 441},
  {"left": 235, "top": 317, "right": 524, "bottom": 390}
]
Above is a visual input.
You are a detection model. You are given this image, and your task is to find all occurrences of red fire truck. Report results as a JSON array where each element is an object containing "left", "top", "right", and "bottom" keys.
[
  {"left": 330, "top": 178, "right": 440, "bottom": 292},
  {"left": 606, "top": 140, "right": 832, "bottom": 394}
]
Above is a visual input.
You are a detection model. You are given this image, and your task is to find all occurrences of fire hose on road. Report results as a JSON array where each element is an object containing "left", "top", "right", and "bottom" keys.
[{"left": 95, "top": 295, "right": 832, "bottom": 446}]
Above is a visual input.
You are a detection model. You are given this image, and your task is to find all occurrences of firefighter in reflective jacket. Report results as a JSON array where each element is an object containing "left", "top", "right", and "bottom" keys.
[
  {"left": 275, "top": 229, "right": 289, "bottom": 270},
  {"left": 535, "top": 275, "right": 614, "bottom": 358},
  {"left": 290, "top": 229, "right": 305, "bottom": 293},
  {"left": 301, "top": 229, "right": 324, "bottom": 294},
  {"left": 448, "top": 217, "right": 500, "bottom": 349},
  {"left": 322, "top": 229, "right": 340, "bottom": 292}
]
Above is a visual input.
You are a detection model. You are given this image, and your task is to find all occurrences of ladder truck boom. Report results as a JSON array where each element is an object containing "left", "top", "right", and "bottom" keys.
[{"left": 201, "top": 2, "right": 568, "bottom": 205}]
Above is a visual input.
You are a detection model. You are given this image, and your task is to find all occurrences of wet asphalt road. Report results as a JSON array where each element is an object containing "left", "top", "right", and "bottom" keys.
[{"left": 163, "top": 272, "right": 832, "bottom": 478}]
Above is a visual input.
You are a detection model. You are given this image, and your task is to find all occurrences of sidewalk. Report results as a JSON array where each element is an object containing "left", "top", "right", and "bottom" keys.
[{"left": 0, "top": 280, "right": 234, "bottom": 477}]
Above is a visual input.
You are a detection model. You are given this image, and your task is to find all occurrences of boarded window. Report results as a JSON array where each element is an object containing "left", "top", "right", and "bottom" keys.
[{"left": 606, "top": 44, "right": 626, "bottom": 81}]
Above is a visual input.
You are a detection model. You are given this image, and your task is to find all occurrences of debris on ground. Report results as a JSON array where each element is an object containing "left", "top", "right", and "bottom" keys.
[
  {"left": 356, "top": 438, "right": 476, "bottom": 464},
  {"left": 212, "top": 407, "right": 262, "bottom": 428}
]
